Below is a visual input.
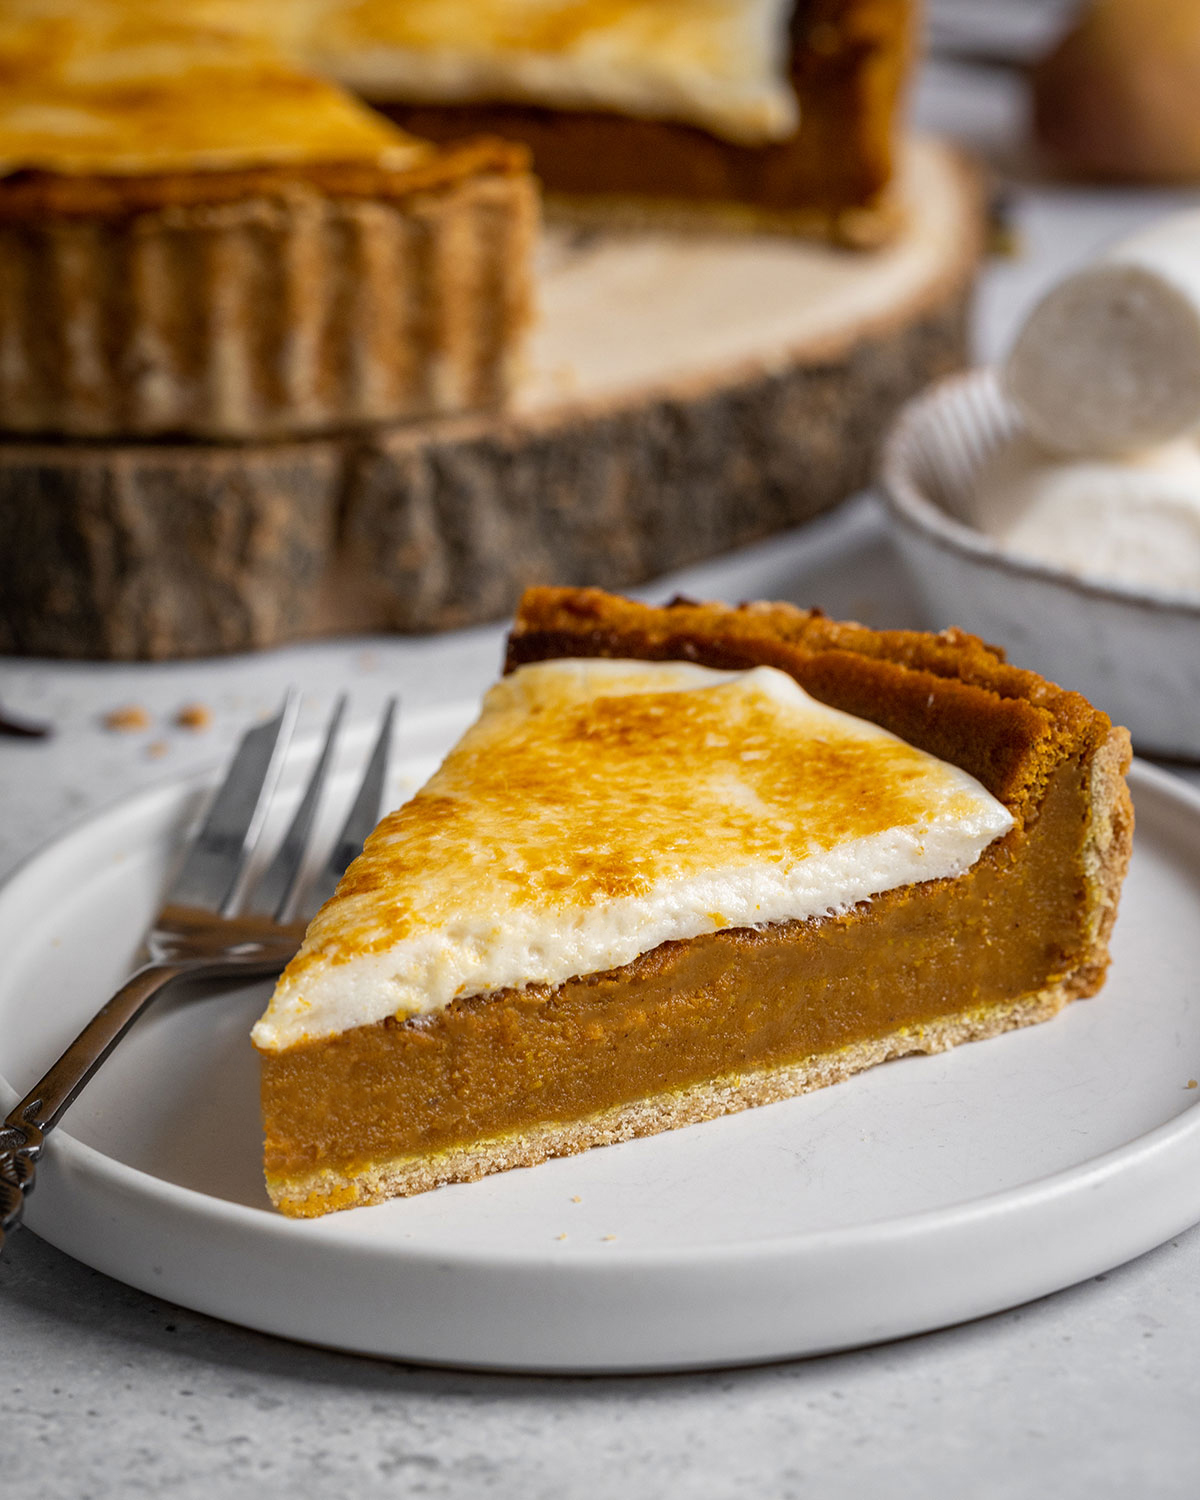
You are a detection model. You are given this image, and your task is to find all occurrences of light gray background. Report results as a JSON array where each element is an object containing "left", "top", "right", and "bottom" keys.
[{"left": 4, "top": 27, "right": 1200, "bottom": 1500}]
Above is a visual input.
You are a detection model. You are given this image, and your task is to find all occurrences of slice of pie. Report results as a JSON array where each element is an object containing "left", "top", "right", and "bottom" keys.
[
  {"left": 254, "top": 587, "right": 1134, "bottom": 1218},
  {"left": 0, "top": 3, "right": 536, "bottom": 438},
  {"left": 300, "top": 0, "right": 916, "bottom": 245}
]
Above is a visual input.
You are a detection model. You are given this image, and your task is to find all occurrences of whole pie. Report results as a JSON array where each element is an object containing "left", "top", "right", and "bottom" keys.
[
  {"left": 254, "top": 587, "right": 1134, "bottom": 1217},
  {"left": 0, "top": 2, "right": 536, "bottom": 439},
  {"left": 0, "top": 1, "right": 916, "bottom": 439}
]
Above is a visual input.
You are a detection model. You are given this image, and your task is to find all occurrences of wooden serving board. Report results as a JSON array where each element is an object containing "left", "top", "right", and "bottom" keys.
[{"left": 0, "top": 139, "right": 982, "bottom": 660}]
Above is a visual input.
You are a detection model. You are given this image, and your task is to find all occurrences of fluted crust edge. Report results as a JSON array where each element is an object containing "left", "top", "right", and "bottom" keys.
[{"left": 0, "top": 169, "right": 537, "bottom": 439}]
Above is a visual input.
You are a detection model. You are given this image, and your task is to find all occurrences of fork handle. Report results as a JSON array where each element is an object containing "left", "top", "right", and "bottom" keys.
[{"left": 1, "top": 961, "right": 184, "bottom": 1252}]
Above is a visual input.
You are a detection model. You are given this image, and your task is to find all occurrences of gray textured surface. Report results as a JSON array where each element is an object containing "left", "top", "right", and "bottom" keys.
[
  {"left": 4, "top": 1223, "right": 1199, "bottom": 1499},
  {"left": 3, "top": 52, "right": 1200, "bottom": 1500}
]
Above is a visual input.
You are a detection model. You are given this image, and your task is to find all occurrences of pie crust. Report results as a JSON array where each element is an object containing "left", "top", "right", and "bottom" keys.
[
  {"left": 258, "top": 588, "right": 1134, "bottom": 1217},
  {"left": 0, "top": 141, "right": 536, "bottom": 440}
]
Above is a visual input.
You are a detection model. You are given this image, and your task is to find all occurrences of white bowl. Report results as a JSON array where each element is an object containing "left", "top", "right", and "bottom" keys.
[{"left": 881, "top": 368, "right": 1200, "bottom": 760}]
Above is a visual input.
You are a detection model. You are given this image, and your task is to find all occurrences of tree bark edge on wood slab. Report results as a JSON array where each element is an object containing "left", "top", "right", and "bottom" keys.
[{"left": 0, "top": 289, "right": 970, "bottom": 660}]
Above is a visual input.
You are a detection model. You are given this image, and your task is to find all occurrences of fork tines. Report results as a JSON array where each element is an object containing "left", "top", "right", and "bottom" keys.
[{"left": 169, "top": 693, "right": 397, "bottom": 927}]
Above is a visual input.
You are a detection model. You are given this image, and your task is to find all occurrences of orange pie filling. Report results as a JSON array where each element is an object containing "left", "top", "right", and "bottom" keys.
[{"left": 364, "top": 0, "right": 916, "bottom": 242}]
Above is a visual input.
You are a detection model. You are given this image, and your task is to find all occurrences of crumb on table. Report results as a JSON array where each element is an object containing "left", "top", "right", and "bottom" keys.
[
  {"left": 175, "top": 703, "right": 212, "bottom": 731},
  {"left": 103, "top": 704, "right": 150, "bottom": 732}
]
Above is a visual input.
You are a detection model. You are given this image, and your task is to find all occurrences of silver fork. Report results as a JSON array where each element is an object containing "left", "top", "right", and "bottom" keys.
[{"left": 0, "top": 691, "right": 397, "bottom": 1252}]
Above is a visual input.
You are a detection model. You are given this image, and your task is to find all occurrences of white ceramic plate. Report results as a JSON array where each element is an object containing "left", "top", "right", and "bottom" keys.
[{"left": 3, "top": 709, "right": 1200, "bottom": 1373}]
